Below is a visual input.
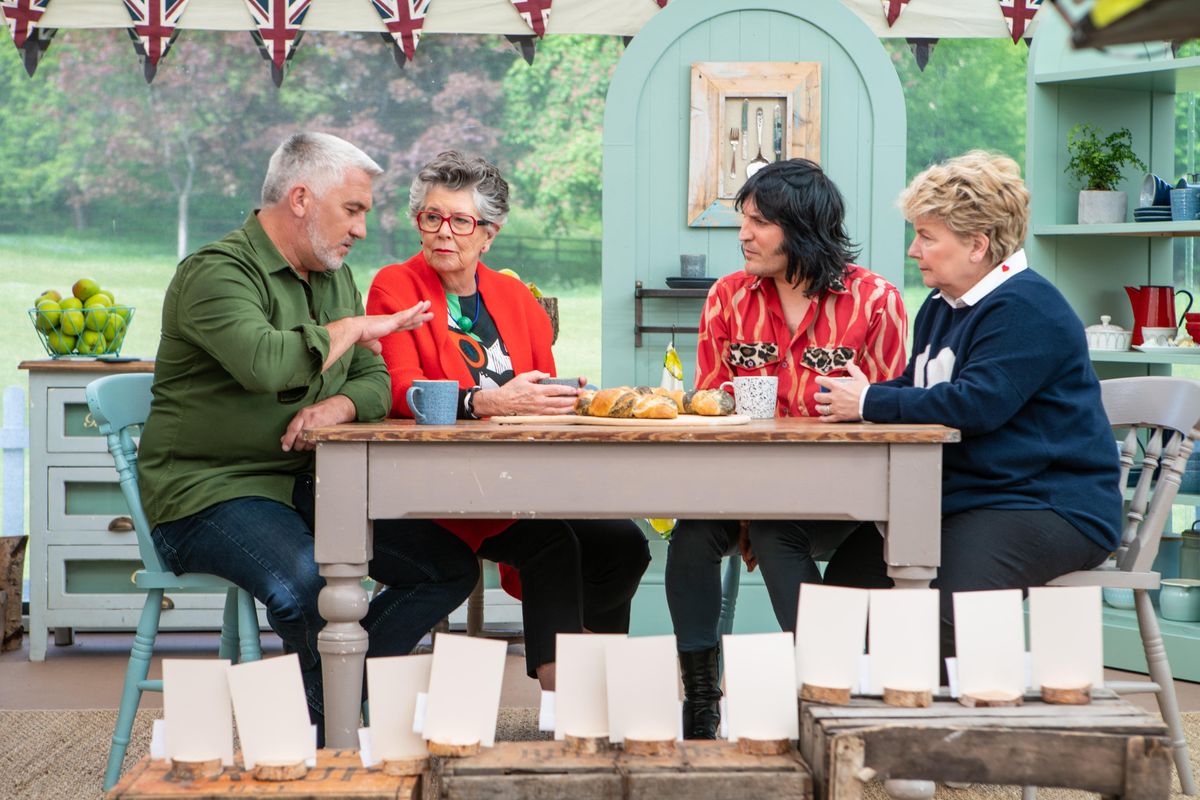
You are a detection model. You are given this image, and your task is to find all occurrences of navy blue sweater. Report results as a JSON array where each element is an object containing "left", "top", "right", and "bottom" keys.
[{"left": 863, "top": 269, "right": 1121, "bottom": 552}]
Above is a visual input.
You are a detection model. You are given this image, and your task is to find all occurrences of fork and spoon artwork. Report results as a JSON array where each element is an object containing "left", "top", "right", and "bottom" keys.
[{"left": 728, "top": 101, "right": 785, "bottom": 184}]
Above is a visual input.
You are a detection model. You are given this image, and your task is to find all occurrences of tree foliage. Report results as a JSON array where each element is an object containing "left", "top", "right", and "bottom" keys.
[{"left": 501, "top": 35, "right": 622, "bottom": 236}]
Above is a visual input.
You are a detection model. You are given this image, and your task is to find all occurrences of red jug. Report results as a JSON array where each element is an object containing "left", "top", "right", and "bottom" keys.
[{"left": 1125, "top": 285, "right": 1194, "bottom": 345}]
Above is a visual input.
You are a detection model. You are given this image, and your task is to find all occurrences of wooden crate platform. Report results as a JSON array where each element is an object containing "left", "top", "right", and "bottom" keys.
[
  {"left": 799, "top": 689, "right": 1171, "bottom": 800},
  {"left": 433, "top": 739, "right": 812, "bottom": 800},
  {"left": 106, "top": 749, "right": 419, "bottom": 799}
]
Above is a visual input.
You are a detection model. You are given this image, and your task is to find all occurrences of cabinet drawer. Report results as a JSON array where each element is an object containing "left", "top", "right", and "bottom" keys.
[
  {"left": 47, "top": 387, "right": 112, "bottom": 454},
  {"left": 47, "top": 545, "right": 230, "bottom": 612},
  {"left": 48, "top": 466, "right": 136, "bottom": 542}
]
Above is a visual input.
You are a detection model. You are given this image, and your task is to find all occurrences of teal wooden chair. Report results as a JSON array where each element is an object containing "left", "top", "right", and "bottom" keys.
[{"left": 87, "top": 373, "right": 261, "bottom": 791}]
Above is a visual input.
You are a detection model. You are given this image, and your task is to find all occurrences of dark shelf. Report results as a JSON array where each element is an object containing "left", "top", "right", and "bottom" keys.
[{"left": 633, "top": 281, "right": 704, "bottom": 347}]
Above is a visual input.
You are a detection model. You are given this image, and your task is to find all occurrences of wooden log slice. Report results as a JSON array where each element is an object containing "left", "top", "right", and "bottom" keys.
[
  {"left": 1041, "top": 684, "right": 1092, "bottom": 705},
  {"left": 958, "top": 690, "right": 1023, "bottom": 708},
  {"left": 252, "top": 761, "right": 308, "bottom": 781},
  {"left": 800, "top": 683, "right": 851, "bottom": 705},
  {"left": 565, "top": 734, "right": 610, "bottom": 755},
  {"left": 882, "top": 687, "right": 933, "bottom": 708},
  {"left": 736, "top": 737, "right": 791, "bottom": 756},
  {"left": 167, "top": 757, "right": 223, "bottom": 781},
  {"left": 381, "top": 756, "right": 430, "bottom": 776},
  {"left": 623, "top": 737, "right": 676, "bottom": 756},
  {"left": 428, "top": 740, "right": 481, "bottom": 758}
]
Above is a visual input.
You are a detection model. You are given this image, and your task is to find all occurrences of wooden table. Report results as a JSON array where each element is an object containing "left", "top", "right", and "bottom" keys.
[
  {"left": 301, "top": 418, "right": 959, "bottom": 748},
  {"left": 800, "top": 691, "right": 1171, "bottom": 799}
]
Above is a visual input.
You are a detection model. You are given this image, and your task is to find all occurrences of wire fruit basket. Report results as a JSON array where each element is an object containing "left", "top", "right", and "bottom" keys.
[{"left": 28, "top": 304, "right": 135, "bottom": 358}]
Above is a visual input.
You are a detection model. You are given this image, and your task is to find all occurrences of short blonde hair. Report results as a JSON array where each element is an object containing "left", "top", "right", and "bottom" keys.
[{"left": 898, "top": 150, "right": 1030, "bottom": 267}]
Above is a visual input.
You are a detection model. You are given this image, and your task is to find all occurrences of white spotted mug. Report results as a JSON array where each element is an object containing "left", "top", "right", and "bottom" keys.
[{"left": 719, "top": 375, "right": 779, "bottom": 419}]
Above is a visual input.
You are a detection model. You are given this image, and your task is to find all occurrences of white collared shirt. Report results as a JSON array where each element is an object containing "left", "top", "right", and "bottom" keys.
[{"left": 938, "top": 249, "right": 1029, "bottom": 309}]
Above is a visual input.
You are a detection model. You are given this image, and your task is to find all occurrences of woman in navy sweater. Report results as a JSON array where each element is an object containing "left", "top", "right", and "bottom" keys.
[{"left": 815, "top": 151, "right": 1121, "bottom": 658}]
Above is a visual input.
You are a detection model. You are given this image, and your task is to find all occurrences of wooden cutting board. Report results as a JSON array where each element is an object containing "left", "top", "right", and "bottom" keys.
[{"left": 494, "top": 414, "right": 751, "bottom": 427}]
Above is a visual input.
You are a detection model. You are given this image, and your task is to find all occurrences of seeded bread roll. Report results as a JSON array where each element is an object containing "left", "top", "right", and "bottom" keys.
[
  {"left": 587, "top": 387, "right": 638, "bottom": 418},
  {"left": 574, "top": 389, "right": 596, "bottom": 416},
  {"left": 651, "top": 386, "right": 686, "bottom": 413},
  {"left": 632, "top": 394, "right": 679, "bottom": 419},
  {"left": 684, "top": 388, "right": 736, "bottom": 416}
]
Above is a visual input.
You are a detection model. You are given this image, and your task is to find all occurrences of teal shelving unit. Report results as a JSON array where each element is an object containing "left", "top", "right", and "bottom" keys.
[{"left": 1027, "top": 13, "right": 1200, "bottom": 678}]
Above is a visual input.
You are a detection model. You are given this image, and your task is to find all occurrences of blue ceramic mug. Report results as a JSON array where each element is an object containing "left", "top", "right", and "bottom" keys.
[
  {"left": 1141, "top": 173, "right": 1172, "bottom": 207},
  {"left": 406, "top": 379, "right": 459, "bottom": 425}
]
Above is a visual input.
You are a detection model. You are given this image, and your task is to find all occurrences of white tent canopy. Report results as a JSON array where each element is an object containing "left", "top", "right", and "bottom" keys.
[{"left": 29, "top": 0, "right": 1044, "bottom": 39}]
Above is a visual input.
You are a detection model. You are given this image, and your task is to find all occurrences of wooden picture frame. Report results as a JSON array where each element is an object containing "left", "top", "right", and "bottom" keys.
[{"left": 687, "top": 61, "right": 821, "bottom": 227}]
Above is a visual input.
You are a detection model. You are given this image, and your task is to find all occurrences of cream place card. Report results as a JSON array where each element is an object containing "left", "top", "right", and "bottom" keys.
[
  {"left": 1029, "top": 586, "right": 1103, "bottom": 697},
  {"left": 367, "top": 654, "right": 433, "bottom": 761},
  {"left": 722, "top": 633, "right": 798, "bottom": 741},
  {"left": 795, "top": 584, "right": 868, "bottom": 700},
  {"left": 226, "top": 654, "right": 315, "bottom": 770},
  {"left": 605, "top": 635, "right": 679, "bottom": 744},
  {"left": 867, "top": 589, "right": 940, "bottom": 696},
  {"left": 423, "top": 634, "right": 507, "bottom": 749},
  {"left": 163, "top": 659, "right": 234, "bottom": 766},
  {"left": 953, "top": 589, "right": 1026, "bottom": 701},
  {"left": 555, "top": 634, "right": 625, "bottom": 740}
]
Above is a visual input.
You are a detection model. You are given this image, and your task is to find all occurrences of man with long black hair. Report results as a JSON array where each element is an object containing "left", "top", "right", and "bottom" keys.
[{"left": 667, "top": 158, "right": 908, "bottom": 739}]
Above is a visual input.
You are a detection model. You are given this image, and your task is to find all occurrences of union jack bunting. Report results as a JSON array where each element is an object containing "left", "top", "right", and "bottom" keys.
[
  {"left": 123, "top": 0, "right": 191, "bottom": 67},
  {"left": 2, "top": 0, "right": 51, "bottom": 49},
  {"left": 244, "top": 0, "right": 311, "bottom": 69},
  {"left": 510, "top": 0, "right": 551, "bottom": 38},
  {"left": 371, "top": 0, "right": 432, "bottom": 62},
  {"left": 997, "top": 0, "right": 1041, "bottom": 44},
  {"left": 880, "top": 0, "right": 910, "bottom": 27}
]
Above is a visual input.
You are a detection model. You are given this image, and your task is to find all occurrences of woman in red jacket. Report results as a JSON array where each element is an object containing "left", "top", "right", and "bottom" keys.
[{"left": 367, "top": 151, "right": 649, "bottom": 690}]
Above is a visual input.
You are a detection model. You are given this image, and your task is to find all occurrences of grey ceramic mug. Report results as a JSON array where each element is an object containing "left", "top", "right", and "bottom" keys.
[
  {"left": 680, "top": 254, "right": 707, "bottom": 278},
  {"left": 406, "top": 379, "right": 459, "bottom": 425}
]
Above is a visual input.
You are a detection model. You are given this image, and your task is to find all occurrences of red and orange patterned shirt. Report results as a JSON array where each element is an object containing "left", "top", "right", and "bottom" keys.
[{"left": 695, "top": 265, "right": 908, "bottom": 417}]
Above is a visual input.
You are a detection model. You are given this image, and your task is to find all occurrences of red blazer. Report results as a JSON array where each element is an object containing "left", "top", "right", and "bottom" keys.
[{"left": 367, "top": 252, "right": 556, "bottom": 594}]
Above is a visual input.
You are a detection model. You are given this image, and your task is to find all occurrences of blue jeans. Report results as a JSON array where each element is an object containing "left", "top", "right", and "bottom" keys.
[
  {"left": 151, "top": 478, "right": 479, "bottom": 721},
  {"left": 665, "top": 518, "right": 858, "bottom": 652}
]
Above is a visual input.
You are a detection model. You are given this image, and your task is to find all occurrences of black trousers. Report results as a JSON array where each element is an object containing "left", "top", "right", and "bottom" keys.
[
  {"left": 823, "top": 508, "right": 1110, "bottom": 662},
  {"left": 474, "top": 518, "right": 651, "bottom": 677}
]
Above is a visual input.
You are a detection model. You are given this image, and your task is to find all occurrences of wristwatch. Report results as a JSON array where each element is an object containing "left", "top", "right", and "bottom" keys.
[{"left": 462, "top": 387, "right": 481, "bottom": 420}]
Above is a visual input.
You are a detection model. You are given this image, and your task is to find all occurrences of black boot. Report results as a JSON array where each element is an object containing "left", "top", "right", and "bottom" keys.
[{"left": 678, "top": 646, "right": 722, "bottom": 739}]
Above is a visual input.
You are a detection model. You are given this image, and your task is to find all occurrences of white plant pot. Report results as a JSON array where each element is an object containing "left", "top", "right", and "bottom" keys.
[{"left": 1078, "top": 190, "right": 1127, "bottom": 224}]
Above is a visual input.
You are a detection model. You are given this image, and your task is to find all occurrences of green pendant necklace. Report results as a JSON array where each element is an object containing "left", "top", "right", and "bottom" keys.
[{"left": 447, "top": 274, "right": 482, "bottom": 341}]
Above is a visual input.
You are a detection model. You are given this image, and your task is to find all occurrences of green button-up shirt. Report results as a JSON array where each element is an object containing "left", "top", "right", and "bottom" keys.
[{"left": 139, "top": 213, "right": 390, "bottom": 528}]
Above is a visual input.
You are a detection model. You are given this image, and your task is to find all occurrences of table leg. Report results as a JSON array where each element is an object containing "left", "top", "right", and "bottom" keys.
[
  {"left": 883, "top": 444, "right": 943, "bottom": 588},
  {"left": 317, "top": 562, "right": 370, "bottom": 748}
]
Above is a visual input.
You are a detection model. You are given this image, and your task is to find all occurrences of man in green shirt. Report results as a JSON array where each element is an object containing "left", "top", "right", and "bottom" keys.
[{"left": 140, "top": 132, "right": 481, "bottom": 734}]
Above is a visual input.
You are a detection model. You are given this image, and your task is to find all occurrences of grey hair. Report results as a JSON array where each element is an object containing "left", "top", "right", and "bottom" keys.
[
  {"left": 261, "top": 132, "right": 383, "bottom": 206},
  {"left": 409, "top": 151, "right": 509, "bottom": 227}
]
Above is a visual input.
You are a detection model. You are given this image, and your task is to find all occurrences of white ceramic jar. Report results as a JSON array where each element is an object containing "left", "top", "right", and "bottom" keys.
[{"left": 1085, "top": 316, "right": 1132, "bottom": 351}]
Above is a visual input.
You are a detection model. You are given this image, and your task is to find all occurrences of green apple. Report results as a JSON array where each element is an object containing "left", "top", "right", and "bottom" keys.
[
  {"left": 113, "top": 305, "right": 132, "bottom": 322},
  {"left": 77, "top": 329, "right": 106, "bottom": 355},
  {"left": 83, "top": 295, "right": 110, "bottom": 330},
  {"left": 34, "top": 299, "right": 61, "bottom": 333},
  {"left": 102, "top": 314, "right": 126, "bottom": 347},
  {"left": 36, "top": 289, "right": 62, "bottom": 304},
  {"left": 498, "top": 268, "right": 521, "bottom": 280},
  {"left": 93, "top": 290, "right": 115, "bottom": 306},
  {"left": 72, "top": 278, "right": 101, "bottom": 302},
  {"left": 46, "top": 330, "right": 76, "bottom": 355},
  {"left": 60, "top": 303, "right": 86, "bottom": 337}
]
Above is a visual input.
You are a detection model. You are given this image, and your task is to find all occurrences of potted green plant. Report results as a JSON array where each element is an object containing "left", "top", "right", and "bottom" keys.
[{"left": 1065, "top": 123, "right": 1146, "bottom": 224}]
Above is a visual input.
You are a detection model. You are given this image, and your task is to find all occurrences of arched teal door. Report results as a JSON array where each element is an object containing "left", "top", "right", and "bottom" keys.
[{"left": 601, "top": 0, "right": 906, "bottom": 387}]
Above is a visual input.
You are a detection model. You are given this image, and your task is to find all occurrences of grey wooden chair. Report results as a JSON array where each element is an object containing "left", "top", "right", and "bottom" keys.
[{"left": 1045, "top": 375, "right": 1200, "bottom": 795}]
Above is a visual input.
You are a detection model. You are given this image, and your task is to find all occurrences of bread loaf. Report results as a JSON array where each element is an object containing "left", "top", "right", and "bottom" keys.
[
  {"left": 575, "top": 389, "right": 596, "bottom": 416},
  {"left": 684, "top": 389, "right": 735, "bottom": 416},
  {"left": 587, "top": 387, "right": 638, "bottom": 418},
  {"left": 632, "top": 394, "right": 678, "bottom": 419},
  {"left": 651, "top": 386, "right": 686, "bottom": 413}
]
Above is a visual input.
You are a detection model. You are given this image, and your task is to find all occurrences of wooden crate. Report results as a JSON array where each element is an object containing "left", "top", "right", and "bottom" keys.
[
  {"left": 433, "top": 740, "right": 811, "bottom": 800},
  {"left": 106, "top": 749, "right": 419, "bottom": 799},
  {"left": 799, "top": 689, "right": 1171, "bottom": 800}
]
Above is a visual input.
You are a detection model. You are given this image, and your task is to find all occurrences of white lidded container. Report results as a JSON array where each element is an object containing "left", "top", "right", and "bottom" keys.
[{"left": 1085, "top": 316, "right": 1132, "bottom": 351}]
